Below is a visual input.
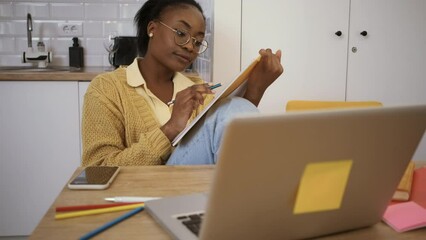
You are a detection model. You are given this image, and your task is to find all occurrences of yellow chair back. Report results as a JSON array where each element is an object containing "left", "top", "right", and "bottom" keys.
[{"left": 286, "top": 100, "right": 383, "bottom": 112}]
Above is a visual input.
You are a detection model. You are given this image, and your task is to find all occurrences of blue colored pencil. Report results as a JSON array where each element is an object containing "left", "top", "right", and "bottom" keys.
[
  {"left": 79, "top": 206, "right": 144, "bottom": 240},
  {"left": 209, "top": 83, "right": 222, "bottom": 90}
]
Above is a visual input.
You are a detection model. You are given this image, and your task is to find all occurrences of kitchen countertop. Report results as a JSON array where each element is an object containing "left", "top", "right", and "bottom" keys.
[
  {"left": 0, "top": 67, "right": 112, "bottom": 81},
  {"left": 0, "top": 67, "right": 201, "bottom": 81}
]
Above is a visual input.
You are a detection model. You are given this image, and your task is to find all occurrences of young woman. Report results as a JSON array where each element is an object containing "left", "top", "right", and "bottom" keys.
[{"left": 82, "top": 0, "right": 283, "bottom": 166}]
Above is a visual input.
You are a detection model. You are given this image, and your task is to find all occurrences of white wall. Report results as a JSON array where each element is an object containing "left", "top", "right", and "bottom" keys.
[{"left": 211, "top": 0, "right": 241, "bottom": 86}]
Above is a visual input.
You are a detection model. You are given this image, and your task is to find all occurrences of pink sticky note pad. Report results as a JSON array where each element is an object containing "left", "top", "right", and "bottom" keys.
[{"left": 382, "top": 201, "right": 426, "bottom": 232}]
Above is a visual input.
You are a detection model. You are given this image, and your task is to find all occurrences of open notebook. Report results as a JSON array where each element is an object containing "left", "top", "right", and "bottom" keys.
[
  {"left": 171, "top": 55, "right": 261, "bottom": 146},
  {"left": 147, "top": 105, "right": 426, "bottom": 240}
]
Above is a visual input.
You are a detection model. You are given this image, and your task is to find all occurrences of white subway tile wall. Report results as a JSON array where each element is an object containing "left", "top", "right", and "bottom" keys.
[
  {"left": 0, "top": 3, "right": 13, "bottom": 18},
  {"left": 51, "top": 3, "right": 84, "bottom": 19},
  {"left": 0, "top": 0, "right": 213, "bottom": 82}
]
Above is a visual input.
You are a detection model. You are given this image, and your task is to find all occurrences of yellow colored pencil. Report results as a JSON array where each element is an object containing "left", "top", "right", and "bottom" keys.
[{"left": 55, "top": 203, "right": 145, "bottom": 220}]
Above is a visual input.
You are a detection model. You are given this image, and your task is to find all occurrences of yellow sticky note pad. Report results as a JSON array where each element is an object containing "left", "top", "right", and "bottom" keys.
[{"left": 293, "top": 160, "right": 353, "bottom": 214}]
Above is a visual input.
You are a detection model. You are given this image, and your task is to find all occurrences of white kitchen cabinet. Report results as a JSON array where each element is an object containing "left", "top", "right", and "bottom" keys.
[
  {"left": 242, "top": 0, "right": 351, "bottom": 112},
  {"left": 345, "top": 0, "right": 426, "bottom": 160},
  {"left": 0, "top": 81, "right": 81, "bottom": 236},
  {"left": 346, "top": 0, "right": 426, "bottom": 105},
  {"left": 78, "top": 81, "right": 90, "bottom": 118},
  {"left": 242, "top": 0, "right": 426, "bottom": 110},
  {"left": 240, "top": 0, "right": 426, "bottom": 160},
  {"left": 78, "top": 81, "right": 91, "bottom": 151}
]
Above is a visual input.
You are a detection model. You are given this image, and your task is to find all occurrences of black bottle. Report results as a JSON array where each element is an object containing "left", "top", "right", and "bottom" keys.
[{"left": 69, "top": 37, "right": 84, "bottom": 68}]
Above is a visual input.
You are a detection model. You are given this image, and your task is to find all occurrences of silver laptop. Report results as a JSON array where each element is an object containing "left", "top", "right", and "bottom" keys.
[{"left": 146, "top": 105, "right": 426, "bottom": 240}]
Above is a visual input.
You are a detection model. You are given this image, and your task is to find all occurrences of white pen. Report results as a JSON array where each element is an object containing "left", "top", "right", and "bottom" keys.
[{"left": 104, "top": 196, "right": 161, "bottom": 203}]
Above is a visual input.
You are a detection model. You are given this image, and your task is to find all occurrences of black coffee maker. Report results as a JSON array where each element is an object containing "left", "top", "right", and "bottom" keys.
[{"left": 108, "top": 36, "right": 138, "bottom": 68}]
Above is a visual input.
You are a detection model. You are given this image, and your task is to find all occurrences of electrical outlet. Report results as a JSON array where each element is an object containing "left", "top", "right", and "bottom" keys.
[{"left": 58, "top": 23, "right": 83, "bottom": 37}]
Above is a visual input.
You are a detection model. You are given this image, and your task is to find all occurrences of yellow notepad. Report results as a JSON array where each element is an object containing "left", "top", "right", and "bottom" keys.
[{"left": 392, "top": 161, "right": 415, "bottom": 201}]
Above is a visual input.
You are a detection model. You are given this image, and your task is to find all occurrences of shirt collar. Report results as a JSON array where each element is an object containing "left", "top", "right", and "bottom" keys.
[
  {"left": 127, "top": 57, "right": 145, "bottom": 87},
  {"left": 126, "top": 57, "right": 196, "bottom": 89}
]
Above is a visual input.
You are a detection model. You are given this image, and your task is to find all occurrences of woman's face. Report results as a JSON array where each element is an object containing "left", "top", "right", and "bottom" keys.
[{"left": 147, "top": 5, "right": 206, "bottom": 72}]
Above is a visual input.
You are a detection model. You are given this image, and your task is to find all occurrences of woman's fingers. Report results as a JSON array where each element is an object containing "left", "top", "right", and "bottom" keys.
[
  {"left": 275, "top": 49, "right": 282, "bottom": 62},
  {"left": 243, "top": 48, "right": 284, "bottom": 106},
  {"left": 257, "top": 48, "right": 284, "bottom": 80},
  {"left": 173, "top": 84, "right": 211, "bottom": 110},
  {"left": 191, "top": 84, "right": 212, "bottom": 104},
  {"left": 166, "top": 84, "right": 212, "bottom": 135}
]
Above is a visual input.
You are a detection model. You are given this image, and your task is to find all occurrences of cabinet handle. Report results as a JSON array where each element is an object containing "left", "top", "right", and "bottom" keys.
[
  {"left": 360, "top": 31, "right": 368, "bottom": 36},
  {"left": 335, "top": 31, "right": 342, "bottom": 37}
]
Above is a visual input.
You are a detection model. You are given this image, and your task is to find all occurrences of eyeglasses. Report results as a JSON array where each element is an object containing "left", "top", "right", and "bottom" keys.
[{"left": 158, "top": 21, "right": 208, "bottom": 54}]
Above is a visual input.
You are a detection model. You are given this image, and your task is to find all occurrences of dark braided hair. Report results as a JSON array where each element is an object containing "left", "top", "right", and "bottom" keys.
[{"left": 134, "top": 0, "right": 205, "bottom": 57}]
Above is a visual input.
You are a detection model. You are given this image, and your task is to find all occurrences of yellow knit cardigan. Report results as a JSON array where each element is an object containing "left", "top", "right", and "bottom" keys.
[{"left": 82, "top": 67, "right": 213, "bottom": 166}]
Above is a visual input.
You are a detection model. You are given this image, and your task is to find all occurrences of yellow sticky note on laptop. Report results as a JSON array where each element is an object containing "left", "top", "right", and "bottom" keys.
[{"left": 294, "top": 160, "right": 353, "bottom": 214}]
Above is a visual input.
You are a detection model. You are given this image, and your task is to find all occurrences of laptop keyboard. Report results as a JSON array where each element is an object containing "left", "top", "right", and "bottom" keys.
[{"left": 177, "top": 213, "right": 204, "bottom": 236}]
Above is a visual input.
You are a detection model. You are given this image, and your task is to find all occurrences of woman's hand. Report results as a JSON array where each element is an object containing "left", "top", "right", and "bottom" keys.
[
  {"left": 161, "top": 84, "right": 213, "bottom": 141},
  {"left": 244, "top": 49, "right": 284, "bottom": 106}
]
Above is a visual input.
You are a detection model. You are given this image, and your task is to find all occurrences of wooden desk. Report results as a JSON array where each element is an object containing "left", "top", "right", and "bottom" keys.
[{"left": 30, "top": 166, "right": 425, "bottom": 240}]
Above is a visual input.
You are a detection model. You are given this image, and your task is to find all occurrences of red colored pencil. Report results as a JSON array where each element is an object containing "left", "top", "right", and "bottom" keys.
[{"left": 56, "top": 202, "right": 143, "bottom": 212}]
